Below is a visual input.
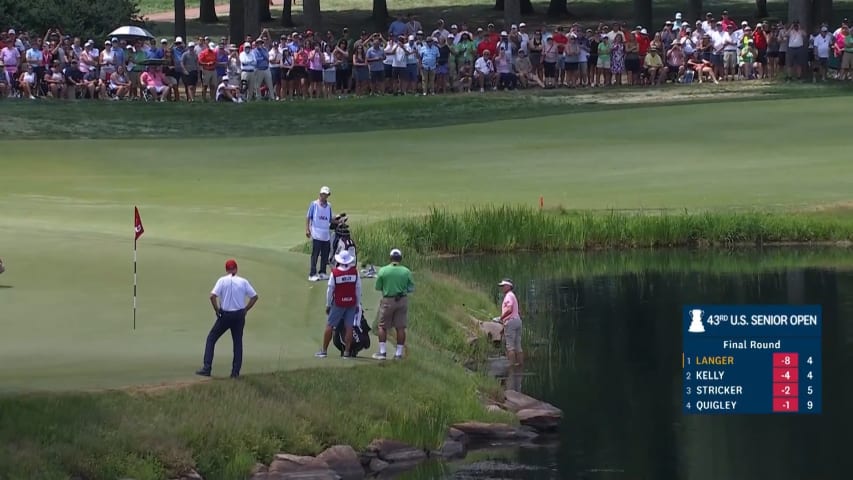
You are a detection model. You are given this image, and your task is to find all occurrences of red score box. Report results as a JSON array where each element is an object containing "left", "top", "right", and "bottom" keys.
[
  {"left": 774, "top": 382, "right": 799, "bottom": 397},
  {"left": 773, "top": 367, "right": 799, "bottom": 383},
  {"left": 773, "top": 397, "right": 799, "bottom": 412},
  {"left": 773, "top": 352, "right": 799, "bottom": 367}
]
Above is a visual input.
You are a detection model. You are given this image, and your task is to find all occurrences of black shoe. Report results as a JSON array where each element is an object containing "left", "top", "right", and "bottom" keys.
[
  {"left": 195, "top": 368, "right": 211, "bottom": 377},
  {"left": 230, "top": 373, "right": 240, "bottom": 378}
]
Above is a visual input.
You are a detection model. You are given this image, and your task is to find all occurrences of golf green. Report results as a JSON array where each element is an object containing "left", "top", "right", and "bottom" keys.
[{"left": 0, "top": 96, "right": 849, "bottom": 392}]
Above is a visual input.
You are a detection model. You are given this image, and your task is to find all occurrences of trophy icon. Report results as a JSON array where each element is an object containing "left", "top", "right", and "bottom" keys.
[{"left": 688, "top": 309, "right": 705, "bottom": 333}]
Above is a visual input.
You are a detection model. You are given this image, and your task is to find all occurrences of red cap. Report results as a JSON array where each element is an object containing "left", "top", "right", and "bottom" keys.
[{"left": 225, "top": 259, "right": 238, "bottom": 270}]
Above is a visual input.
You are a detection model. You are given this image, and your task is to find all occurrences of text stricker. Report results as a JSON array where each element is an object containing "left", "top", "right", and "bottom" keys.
[
  {"left": 694, "top": 355, "right": 735, "bottom": 365},
  {"left": 696, "top": 385, "right": 743, "bottom": 395},
  {"left": 695, "top": 400, "right": 737, "bottom": 411}
]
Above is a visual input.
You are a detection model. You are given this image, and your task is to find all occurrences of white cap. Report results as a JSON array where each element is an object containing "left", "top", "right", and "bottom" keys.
[
  {"left": 160, "top": 38, "right": 168, "bottom": 43},
  {"left": 390, "top": 248, "right": 402, "bottom": 259},
  {"left": 511, "top": 24, "right": 518, "bottom": 29},
  {"left": 675, "top": 12, "right": 682, "bottom": 19},
  {"left": 519, "top": 22, "right": 526, "bottom": 27},
  {"left": 334, "top": 250, "right": 355, "bottom": 267},
  {"left": 319, "top": 186, "right": 331, "bottom": 195},
  {"left": 188, "top": 41, "right": 196, "bottom": 48},
  {"left": 244, "top": 41, "right": 251, "bottom": 48},
  {"left": 208, "top": 42, "right": 216, "bottom": 49},
  {"left": 742, "top": 20, "right": 749, "bottom": 26},
  {"left": 498, "top": 278, "right": 514, "bottom": 287},
  {"left": 641, "top": 28, "right": 648, "bottom": 35},
  {"left": 222, "top": 75, "right": 228, "bottom": 81},
  {"left": 450, "top": 24, "right": 458, "bottom": 29},
  {"left": 7, "top": 29, "right": 15, "bottom": 35},
  {"left": 175, "top": 36, "right": 183, "bottom": 43},
  {"left": 408, "top": 34, "right": 415, "bottom": 40},
  {"left": 501, "top": 30, "right": 508, "bottom": 36}
]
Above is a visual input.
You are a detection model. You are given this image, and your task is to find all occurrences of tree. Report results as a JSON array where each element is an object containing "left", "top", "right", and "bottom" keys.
[
  {"left": 244, "top": 0, "right": 261, "bottom": 37},
  {"left": 547, "top": 0, "right": 569, "bottom": 17},
  {"left": 200, "top": 0, "right": 219, "bottom": 23},
  {"left": 303, "top": 0, "right": 322, "bottom": 31},
  {"left": 260, "top": 0, "right": 272, "bottom": 21},
  {"left": 634, "top": 0, "right": 652, "bottom": 31},
  {"left": 788, "top": 0, "right": 811, "bottom": 31},
  {"left": 754, "top": 0, "right": 768, "bottom": 19},
  {"left": 175, "top": 0, "right": 187, "bottom": 40},
  {"left": 230, "top": 0, "right": 245, "bottom": 43},
  {"left": 495, "top": 0, "right": 534, "bottom": 14},
  {"left": 505, "top": 0, "right": 521, "bottom": 26},
  {"left": 280, "top": 0, "right": 293, "bottom": 27},
  {"left": 812, "top": 0, "right": 833, "bottom": 27},
  {"left": 373, "top": 0, "right": 388, "bottom": 31},
  {"left": 686, "top": 0, "right": 702, "bottom": 27}
]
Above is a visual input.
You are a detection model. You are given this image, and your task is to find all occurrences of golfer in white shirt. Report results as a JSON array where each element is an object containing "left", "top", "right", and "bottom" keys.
[{"left": 196, "top": 258, "right": 258, "bottom": 378}]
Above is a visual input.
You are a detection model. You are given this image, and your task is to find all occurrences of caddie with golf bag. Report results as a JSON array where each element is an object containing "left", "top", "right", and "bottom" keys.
[{"left": 315, "top": 250, "right": 362, "bottom": 358}]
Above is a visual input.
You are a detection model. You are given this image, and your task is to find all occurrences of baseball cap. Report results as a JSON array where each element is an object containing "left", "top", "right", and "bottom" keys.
[
  {"left": 390, "top": 248, "right": 402, "bottom": 260},
  {"left": 160, "top": 38, "right": 168, "bottom": 44},
  {"left": 209, "top": 42, "right": 216, "bottom": 49},
  {"left": 225, "top": 259, "right": 238, "bottom": 270},
  {"left": 519, "top": 22, "right": 526, "bottom": 27},
  {"left": 175, "top": 36, "right": 183, "bottom": 43},
  {"left": 319, "top": 186, "right": 331, "bottom": 195},
  {"left": 498, "top": 278, "right": 514, "bottom": 287},
  {"left": 7, "top": 29, "right": 15, "bottom": 35}
]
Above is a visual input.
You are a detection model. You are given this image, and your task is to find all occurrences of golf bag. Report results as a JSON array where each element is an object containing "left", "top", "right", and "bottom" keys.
[
  {"left": 332, "top": 304, "right": 371, "bottom": 357},
  {"left": 331, "top": 222, "right": 356, "bottom": 268}
]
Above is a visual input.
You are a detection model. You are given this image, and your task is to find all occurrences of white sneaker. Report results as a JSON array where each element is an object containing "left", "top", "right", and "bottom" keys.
[
  {"left": 318, "top": 273, "right": 328, "bottom": 280},
  {"left": 308, "top": 275, "right": 320, "bottom": 282}
]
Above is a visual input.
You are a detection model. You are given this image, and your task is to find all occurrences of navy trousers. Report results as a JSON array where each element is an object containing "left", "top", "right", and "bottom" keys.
[
  {"left": 309, "top": 238, "right": 331, "bottom": 276},
  {"left": 202, "top": 309, "right": 246, "bottom": 376}
]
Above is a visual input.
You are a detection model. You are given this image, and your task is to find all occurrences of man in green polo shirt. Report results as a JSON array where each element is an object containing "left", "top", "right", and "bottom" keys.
[{"left": 372, "top": 248, "right": 414, "bottom": 360}]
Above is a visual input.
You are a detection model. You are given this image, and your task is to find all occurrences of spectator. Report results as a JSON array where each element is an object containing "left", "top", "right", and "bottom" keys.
[
  {"left": 419, "top": 36, "right": 439, "bottom": 95},
  {"left": 644, "top": 46, "right": 667, "bottom": 84},
  {"left": 199, "top": 41, "right": 218, "bottom": 101},
  {"left": 180, "top": 42, "right": 200, "bottom": 101}
]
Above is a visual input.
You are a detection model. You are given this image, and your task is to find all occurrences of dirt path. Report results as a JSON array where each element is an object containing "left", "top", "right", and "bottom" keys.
[{"left": 146, "top": 4, "right": 231, "bottom": 22}]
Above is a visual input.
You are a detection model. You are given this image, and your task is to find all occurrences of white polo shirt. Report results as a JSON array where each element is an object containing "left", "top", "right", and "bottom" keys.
[{"left": 212, "top": 274, "right": 257, "bottom": 311}]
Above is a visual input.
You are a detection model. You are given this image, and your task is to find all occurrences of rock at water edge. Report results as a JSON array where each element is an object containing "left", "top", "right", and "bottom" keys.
[
  {"left": 316, "top": 445, "right": 365, "bottom": 480},
  {"left": 502, "top": 390, "right": 562, "bottom": 415},
  {"left": 366, "top": 439, "right": 427, "bottom": 464},
  {"left": 516, "top": 408, "right": 561, "bottom": 432},
  {"left": 267, "top": 453, "right": 341, "bottom": 480},
  {"left": 450, "top": 422, "right": 537, "bottom": 441},
  {"left": 368, "top": 458, "right": 389, "bottom": 473},
  {"left": 447, "top": 427, "right": 468, "bottom": 444},
  {"left": 431, "top": 440, "right": 466, "bottom": 460}
]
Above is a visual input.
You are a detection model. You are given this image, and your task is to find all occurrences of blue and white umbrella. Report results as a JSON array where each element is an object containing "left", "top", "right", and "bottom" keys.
[{"left": 107, "top": 26, "right": 155, "bottom": 41}]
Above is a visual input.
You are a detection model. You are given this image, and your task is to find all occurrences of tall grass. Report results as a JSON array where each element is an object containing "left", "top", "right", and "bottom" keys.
[
  {"left": 352, "top": 205, "right": 853, "bottom": 266},
  {"left": 0, "top": 275, "right": 511, "bottom": 480}
]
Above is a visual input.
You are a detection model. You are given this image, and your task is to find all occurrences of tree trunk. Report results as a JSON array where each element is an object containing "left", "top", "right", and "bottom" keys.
[
  {"left": 504, "top": 0, "right": 521, "bottom": 26},
  {"left": 634, "top": 0, "right": 652, "bottom": 31},
  {"left": 230, "top": 0, "right": 245, "bottom": 43},
  {"left": 260, "top": 0, "right": 272, "bottom": 22},
  {"left": 754, "top": 0, "right": 768, "bottom": 18},
  {"left": 175, "top": 0, "right": 187, "bottom": 40},
  {"left": 812, "top": 0, "right": 833, "bottom": 27},
  {"left": 244, "top": 0, "right": 261, "bottom": 37},
  {"left": 494, "top": 0, "right": 504, "bottom": 10},
  {"left": 200, "top": 0, "right": 219, "bottom": 23},
  {"left": 521, "top": 0, "right": 534, "bottom": 14},
  {"left": 373, "top": 0, "right": 388, "bottom": 31},
  {"left": 547, "top": 0, "right": 569, "bottom": 17},
  {"left": 685, "top": 0, "right": 702, "bottom": 27},
  {"left": 280, "top": 0, "right": 293, "bottom": 27},
  {"left": 304, "top": 0, "right": 322, "bottom": 31},
  {"left": 788, "top": 0, "right": 812, "bottom": 32}
]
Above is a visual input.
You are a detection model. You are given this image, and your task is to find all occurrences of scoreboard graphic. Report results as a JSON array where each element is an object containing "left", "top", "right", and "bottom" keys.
[{"left": 682, "top": 305, "right": 822, "bottom": 415}]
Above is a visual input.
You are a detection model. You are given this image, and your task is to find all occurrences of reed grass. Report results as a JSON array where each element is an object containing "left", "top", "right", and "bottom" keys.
[
  {"left": 0, "top": 274, "right": 511, "bottom": 480},
  {"left": 351, "top": 206, "right": 853, "bottom": 267}
]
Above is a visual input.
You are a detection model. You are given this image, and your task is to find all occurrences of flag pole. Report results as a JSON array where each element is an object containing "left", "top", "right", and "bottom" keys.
[{"left": 133, "top": 235, "right": 137, "bottom": 330}]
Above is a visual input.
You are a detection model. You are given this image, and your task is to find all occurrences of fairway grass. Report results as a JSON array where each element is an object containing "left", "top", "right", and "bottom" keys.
[{"left": 1, "top": 95, "right": 852, "bottom": 390}]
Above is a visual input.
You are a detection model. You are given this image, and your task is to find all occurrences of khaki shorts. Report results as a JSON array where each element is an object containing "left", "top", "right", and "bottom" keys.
[
  {"left": 504, "top": 318, "right": 522, "bottom": 353},
  {"left": 378, "top": 296, "right": 408, "bottom": 330},
  {"left": 843, "top": 52, "right": 853, "bottom": 70}
]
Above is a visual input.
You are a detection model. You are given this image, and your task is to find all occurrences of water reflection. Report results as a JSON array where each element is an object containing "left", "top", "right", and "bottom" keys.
[{"left": 410, "top": 249, "right": 853, "bottom": 480}]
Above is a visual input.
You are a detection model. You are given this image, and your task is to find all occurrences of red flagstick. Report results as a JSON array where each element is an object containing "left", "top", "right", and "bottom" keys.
[{"left": 134, "top": 206, "right": 144, "bottom": 330}]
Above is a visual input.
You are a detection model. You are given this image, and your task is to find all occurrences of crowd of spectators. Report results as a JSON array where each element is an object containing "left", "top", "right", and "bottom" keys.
[{"left": 2, "top": 10, "right": 853, "bottom": 102}]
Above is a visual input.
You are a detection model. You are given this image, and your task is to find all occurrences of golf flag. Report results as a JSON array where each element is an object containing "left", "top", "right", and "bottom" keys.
[
  {"left": 134, "top": 206, "right": 144, "bottom": 242},
  {"left": 133, "top": 206, "right": 143, "bottom": 330}
]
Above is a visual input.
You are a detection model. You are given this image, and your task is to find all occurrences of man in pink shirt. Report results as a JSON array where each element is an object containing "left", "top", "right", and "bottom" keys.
[{"left": 498, "top": 278, "right": 523, "bottom": 366}]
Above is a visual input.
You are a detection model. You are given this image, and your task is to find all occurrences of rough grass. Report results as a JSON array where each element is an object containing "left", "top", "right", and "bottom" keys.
[
  {"left": 349, "top": 206, "right": 853, "bottom": 268},
  {"left": 0, "top": 272, "right": 510, "bottom": 480}
]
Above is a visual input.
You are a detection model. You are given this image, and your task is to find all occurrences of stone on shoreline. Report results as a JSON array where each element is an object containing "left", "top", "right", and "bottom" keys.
[
  {"left": 316, "top": 445, "right": 365, "bottom": 480},
  {"left": 262, "top": 454, "right": 340, "bottom": 480},
  {"left": 366, "top": 438, "right": 427, "bottom": 465},
  {"left": 431, "top": 439, "right": 466, "bottom": 459},
  {"left": 477, "top": 320, "right": 504, "bottom": 343},
  {"left": 501, "top": 390, "right": 561, "bottom": 415},
  {"left": 368, "top": 458, "right": 389, "bottom": 473},
  {"left": 516, "top": 408, "right": 562, "bottom": 432},
  {"left": 170, "top": 468, "right": 203, "bottom": 480},
  {"left": 447, "top": 427, "right": 468, "bottom": 444},
  {"left": 449, "top": 422, "right": 538, "bottom": 442}
]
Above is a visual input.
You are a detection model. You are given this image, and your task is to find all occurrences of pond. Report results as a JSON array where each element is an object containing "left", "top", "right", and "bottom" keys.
[{"left": 400, "top": 248, "right": 853, "bottom": 480}]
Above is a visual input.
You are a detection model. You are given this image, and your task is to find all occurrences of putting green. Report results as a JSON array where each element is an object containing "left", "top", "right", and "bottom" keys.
[{"left": 0, "top": 96, "right": 849, "bottom": 392}]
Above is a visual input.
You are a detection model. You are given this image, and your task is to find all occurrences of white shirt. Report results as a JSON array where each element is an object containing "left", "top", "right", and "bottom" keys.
[
  {"left": 813, "top": 33, "right": 832, "bottom": 58},
  {"left": 307, "top": 199, "right": 332, "bottom": 241},
  {"left": 788, "top": 30, "right": 805, "bottom": 48},
  {"left": 475, "top": 57, "right": 493, "bottom": 74},
  {"left": 239, "top": 50, "right": 256, "bottom": 70},
  {"left": 212, "top": 274, "right": 257, "bottom": 311}
]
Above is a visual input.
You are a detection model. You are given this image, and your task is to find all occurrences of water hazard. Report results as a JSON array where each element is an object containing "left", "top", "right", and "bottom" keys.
[{"left": 402, "top": 249, "right": 853, "bottom": 479}]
